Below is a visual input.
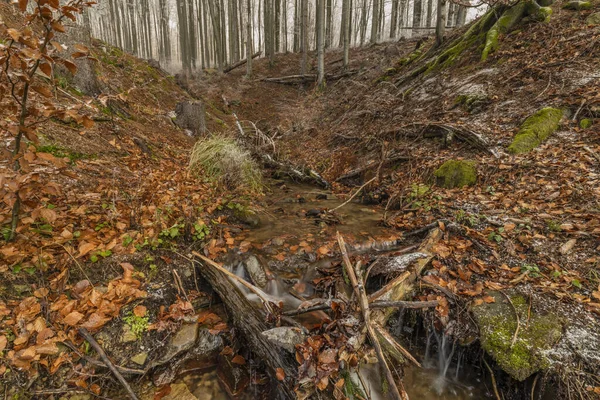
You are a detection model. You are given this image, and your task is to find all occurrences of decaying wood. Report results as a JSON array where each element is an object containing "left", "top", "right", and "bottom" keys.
[
  {"left": 383, "top": 122, "right": 498, "bottom": 157},
  {"left": 78, "top": 328, "right": 140, "bottom": 400},
  {"left": 223, "top": 51, "right": 261, "bottom": 73},
  {"left": 192, "top": 254, "right": 297, "bottom": 399},
  {"left": 337, "top": 232, "right": 405, "bottom": 400},
  {"left": 283, "top": 299, "right": 439, "bottom": 317},
  {"left": 263, "top": 70, "right": 357, "bottom": 84},
  {"left": 262, "top": 154, "right": 330, "bottom": 188},
  {"left": 336, "top": 153, "right": 412, "bottom": 182}
]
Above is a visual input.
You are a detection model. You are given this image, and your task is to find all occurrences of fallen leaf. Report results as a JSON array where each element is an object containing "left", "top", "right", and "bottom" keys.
[
  {"left": 276, "top": 367, "right": 285, "bottom": 381},
  {"left": 63, "top": 311, "right": 84, "bottom": 326}
]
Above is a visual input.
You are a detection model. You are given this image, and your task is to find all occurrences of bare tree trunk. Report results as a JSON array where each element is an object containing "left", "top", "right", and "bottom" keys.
[
  {"left": 435, "top": 0, "right": 447, "bottom": 46},
  {"left": 370, "top": 0, "right": 379, "bottom": 43},
  {"left": 413, "top": 0, "right": 423, "bottom": 30},
  {"left": 457, "top": 3, "right": 467, "bottom": 26},
  {"left": 390, "top": 0, "right": 399, "bottom": 38},
  {"left": 343, "top": 0, "right": 350, "bottom": 66},
  {"left": 317, "top": 0, "right": 326, "bottom": 89},
  {"left": 294, "top": 0, "right": 300, "bottom": 52},
  {"left": 325, "top": 0, "right": 333, "bottom": 48},
  {"left": 283, "top": 0, "right": 288, "bottom": 52},
  {"left": 301, "top": 0, "right": 308, "bottom": 74},
  {"left": 426, "top": 0, "right": 434, "bottom": 28},
  {"left": 246, "top": 0, "right": 253, "bottom": 77}
]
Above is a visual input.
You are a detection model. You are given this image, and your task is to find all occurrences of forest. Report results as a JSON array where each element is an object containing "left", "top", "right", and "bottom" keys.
[{"left": 0, "top": 0, "right": 599, "bottom": 399}]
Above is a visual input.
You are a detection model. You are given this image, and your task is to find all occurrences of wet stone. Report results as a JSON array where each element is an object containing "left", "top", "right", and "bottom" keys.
[
  {"left": 157, "top": 322, "right": 199, "bottom": 364},
  {"left": 244, "top": 255, "right": 268, "bottom": 288},
  {"left": 131, "top": 352, "right": 148, "bottom": 366},
  {"left": 163, "top": 383, "right": 197, "bottom": 400},
  {"left": 262, "top": 327, "right": 306, "bottom": 353}
]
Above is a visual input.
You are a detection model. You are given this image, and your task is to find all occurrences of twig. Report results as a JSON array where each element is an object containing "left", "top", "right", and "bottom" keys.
[
  {"left": 572, "top": 99, "right": 586, "bottom": 122},
  {"left": 282, "top": 299, "right": 439, "bottom": 317},
  {"left": 483, "top": 357, "right": 502, "bottom": 400},
  {"left": 192, "top": 251, "right": 275, "bottom": 313},
  {"left": 329, "top": 177, "right": 377, "bottom": 213},
  {"left": 531, "top": 373, "right": 539, "bottom": 400},
  {"left": 62, "top": 341, "right": 145, "bottom": 375},
  {"left": 337, "top": 232, "right": 404, "bottom": 400},
  {"left": 78, "top": 328, "right": 140, "bottom": 400},
  {"left": 500, "top": 291, "right": 520, "bottom": 348}
]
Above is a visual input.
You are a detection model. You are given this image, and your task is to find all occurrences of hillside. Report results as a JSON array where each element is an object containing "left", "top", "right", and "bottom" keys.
[{"left": 1, "top": 1, "right": 599, "bottom": 399}]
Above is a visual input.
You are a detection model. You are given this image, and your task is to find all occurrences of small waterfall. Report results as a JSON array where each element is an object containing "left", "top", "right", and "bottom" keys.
[{"left": 425, "top": 326, "right": 461, "bottom": 396}]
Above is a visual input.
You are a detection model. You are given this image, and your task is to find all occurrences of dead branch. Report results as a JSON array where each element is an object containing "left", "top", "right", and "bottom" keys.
[
  {"left": 329, "top": 176, "right": 377, "bottom": 213},
  {"left": 224, "top": 51, "right": 261, "bottom": 73},
  {"left": 335, "top": 153, "right": 412, "bottom": 182},
  {"left": 192, "top": 251, "right": 275, "bottom": 313},
  {"left": 263, "top": 70, "right": 358, "bottom": 85},
  {"left": 383, "top": 122, "right": 498, "bottom": 157},
  {"left": 62, "top": 341, "right": 145, "bottom": 375},
  {"left": 78, "top": 328, "right": 140, "bottom": 400},
  {"left": 500, "top": 291, "right": 521, "bottom": 349},
  {"left": 337, "top": 232, "right": 405, "bottom": 400},
  {"left": 282, "top": 299, "right": 439, "bottom": 317}
]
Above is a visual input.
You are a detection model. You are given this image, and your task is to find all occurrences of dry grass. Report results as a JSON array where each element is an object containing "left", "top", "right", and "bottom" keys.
[{"left": 189, "top": 136, "right": 262, "bottom": 193}]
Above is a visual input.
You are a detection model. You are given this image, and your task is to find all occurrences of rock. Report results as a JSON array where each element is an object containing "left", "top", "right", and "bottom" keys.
[
  {"left": 472, "top": 291, "right": 563, "bottom": 381},
  {"left": 508, "top": 107, "right": 565, "bottom": 154},
  {"left": 233, "top": 207, "right": 261, "bottom": 227},
  {"left": 455, "top": 93, "right": 490, "bottom": 113},
  {"left": 306, "top": 209, "right": 322, "bottom": 217},
  {"left": 384, "top": 44, "right": 401, "bottom": 57},
  {"left": 157, "top": 322, "right": 199, "bottom": 364},
  {"left": 174, "top": 101, "right": 206, "bottom": 136},
  {"left": 560, "top": 239, "right": 577, "bottom": 255},
  {"left": 562, "top": 0, "right": 592, "bottom": 9},
  {"left": 316, "top": 194, "right": 328, "bottom": 200},
  {"left": 244, "top": 255, "right": 268, "bottom": 288},
  {"left": 55, "top": 25, "right": 101, "bottom": 97},
  {"left": 163, "top": 383, "right": 197, "bottom": 400},
  {"left": 434, "top": 160, "right": 477, "bottom": 188},
  {"left": 261, "top": 327, "right": 306, "bottom": 353},
  {"left": 194, "top": 328, "right": 224, "bottom": 358},
  {"left": 217, "top": 355, "right": 250, "bottom": 397},
  {"left": 121, "top": 325, "right": 138, "bottom": 343},
  {"left": 587, "top": 12, "right": 600, "bottom": 25},
  {"left": 368, "top": 253, "right": 429, "bottom": 276},
  {"left": 580, "top": 118, "right": 593, "bottom": 129},
  {"left": 131, "top": 352, "right": 148, "bottom": 366}
]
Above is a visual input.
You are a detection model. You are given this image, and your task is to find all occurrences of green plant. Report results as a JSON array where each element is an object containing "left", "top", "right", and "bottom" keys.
[
  {"left": 123, "top": 313, "right": 149, "bottom": 339},
  {"left": 160, "top": 223, "right": 184, "bottom": 240},
  {"left": 193, "top": 222, "right": 210, "bottom": 241},
  {"left": 122, "top": 235, "right": 134, "bottom": 247},
  {"left": 571, "top": 279, "right": 582, "bottom": 289},
  {"left": 546, "top": 220, "right": 562, "bottom": 232},
  {"left": 521, "top": 263, "right": 541, "bottom": 278},
  {"left": 488, "top": 228, "right": 504, "bottom": 243},
  {"left": 456, "top": 210, "right": 479, "bottom": 226},
  {"left": 90, "top": 250, "right": 112, "bottom": 263}
]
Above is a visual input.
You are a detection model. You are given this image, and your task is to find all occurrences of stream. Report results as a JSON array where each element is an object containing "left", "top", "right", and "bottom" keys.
[{"left": 179, "top": 180, "right": 492, "bottom": 399}]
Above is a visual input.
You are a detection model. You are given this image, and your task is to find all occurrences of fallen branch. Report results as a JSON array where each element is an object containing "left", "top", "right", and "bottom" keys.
[
  {"left": 192, "top": 251, "right": 275, "bottom": 313},
  {"left": 282, "top": 299, "right": 439, "bottom": 317},
  {"left": 335, "top": 153, "right": 412, "bottom": 182},
  {"left": 328, "top": 176, "right": 377, "bottom": 213},
  {"left": 263, "top": 71, "right": 358, "bottom": 85},
  {"left": 483, "top": 357, "right": 502, "bottom": 400},
  {"left": 338, "top": 232, "right": 404, "bottom": 400},
  {"left": 78, "top": 328, "right": 140, "bottom": 400},
  {"left": 500, "top": 291, "right": 520, "bottom": 348},
  {"left": 62, "top": 341, "right": 145, "bottom": 375},
  {"left": 224, "top": 51, "right": 261, "bottom": 73}
]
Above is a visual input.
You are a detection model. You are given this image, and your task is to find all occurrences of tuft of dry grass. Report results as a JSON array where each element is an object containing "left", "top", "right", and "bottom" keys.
[{"left": 189, "top": 136, "right": 262, "bottom": 193}]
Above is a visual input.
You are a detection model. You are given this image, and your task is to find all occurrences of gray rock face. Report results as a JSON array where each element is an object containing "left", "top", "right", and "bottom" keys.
[
  {"left": 156, "top": 322, "right": 199, "bottom": 364},
  {"left": 56, "top": 24, "right": 101, "bottom": 97},
  {"left": 174, "top": 101, "right": 206, "bottom": 136},
  {"left": 261, "top": 327, "right": 306, "bottom": 353}
]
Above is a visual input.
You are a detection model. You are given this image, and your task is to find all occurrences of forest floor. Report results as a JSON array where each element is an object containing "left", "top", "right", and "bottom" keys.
[{"left": 1, "top": 0, "right": 600, "bottom": 399}]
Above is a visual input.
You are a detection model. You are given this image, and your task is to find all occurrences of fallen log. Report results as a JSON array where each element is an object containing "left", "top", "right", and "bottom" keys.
[
  {"left": 263, "top": 70, "right": 358, "bottom": 85},
  {"left": 224, "top": 51, "right": 261, "bottom": 73},
  {"left": 336, "top": 153, "right": 412, "bottom": 182},
  {"left": 192, "top": 254, "right": 297, "bottom": 399}
]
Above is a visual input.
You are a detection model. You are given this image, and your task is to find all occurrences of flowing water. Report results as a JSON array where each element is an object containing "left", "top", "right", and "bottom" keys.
[{"left": 182, "top": 180, "right": 490, "bottom": 399}]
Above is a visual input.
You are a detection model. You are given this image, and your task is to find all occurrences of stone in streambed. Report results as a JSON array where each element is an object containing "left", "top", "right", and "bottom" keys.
[
  {"left": 244, "top": 255, "right": 268, "bottom": 288},
  {"left": 131, "top": 352, "right": 148, "bottom": 366},
  {"left": 262, "top": 327, "right": 306, "bottom": 353},
  {"left": 472, "top": 291, "right": 563, "bottom": 381},
  {"left": 163, "top": 383, "right": 197, "bottom": 400}
]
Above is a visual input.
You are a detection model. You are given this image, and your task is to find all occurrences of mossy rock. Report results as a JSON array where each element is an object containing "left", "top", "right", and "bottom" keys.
[
  {"left": 587, "top": 12, "right": 600, "bottom": 24},
  {"left": 563, "top": 1, "right": 592, "bottom": 9},
  {"left": 580, "top": 119, "right": 593, "bottom": 129},
  {"left": 508, "top": 107, "right": 564, "bottom": 154},
  {"left": 434, "top": 160, "right": 477, "bottom": 188},
  {"left": 456, "top": 93, "right": 490, "bottom": 113},
  {"left": 472, "top": 291, "right": 563, "bottom": 381}
]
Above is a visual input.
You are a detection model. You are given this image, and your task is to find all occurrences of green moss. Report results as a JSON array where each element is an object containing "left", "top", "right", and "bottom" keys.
[
  {"left": 580, "top": 118, "right": 593, "bottom": 129},
  {"left": 434, "top": 160, "right": 478, "bottom": 188},
  {"left": 562, "top": 1, "right": 592, "bottom": 10},
  {"left": 508, "top": 107, "right": 564, "bottom": 154},
  {"left": 587, "top": 12, "right": 600, "bottom": 25},
  {"left": 482, "top": 2, "right": 527, "bottom": 61},
  {"left": 36, "top": 144, "right": 93, "bottom": 163},
  {"left": 473, "top": 292, "right": 562, "bottom": 381},
  {"left": 456, "top": 93, "right": 489, "bottom": 112}
]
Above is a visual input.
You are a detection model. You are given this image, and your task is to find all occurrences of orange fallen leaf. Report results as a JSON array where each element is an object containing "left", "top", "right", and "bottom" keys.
[
  {"left": 276, "top": 367, "right": 285, "bottom": 381},
  {"left": 232, "top": 355, "right": 246, "bottom": 365},
  {"left": 63, "top": 311, "right": 84, "bottom": 326},
  {"left": 133, "top": 305, "right": 147, "bottom": 317}
]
